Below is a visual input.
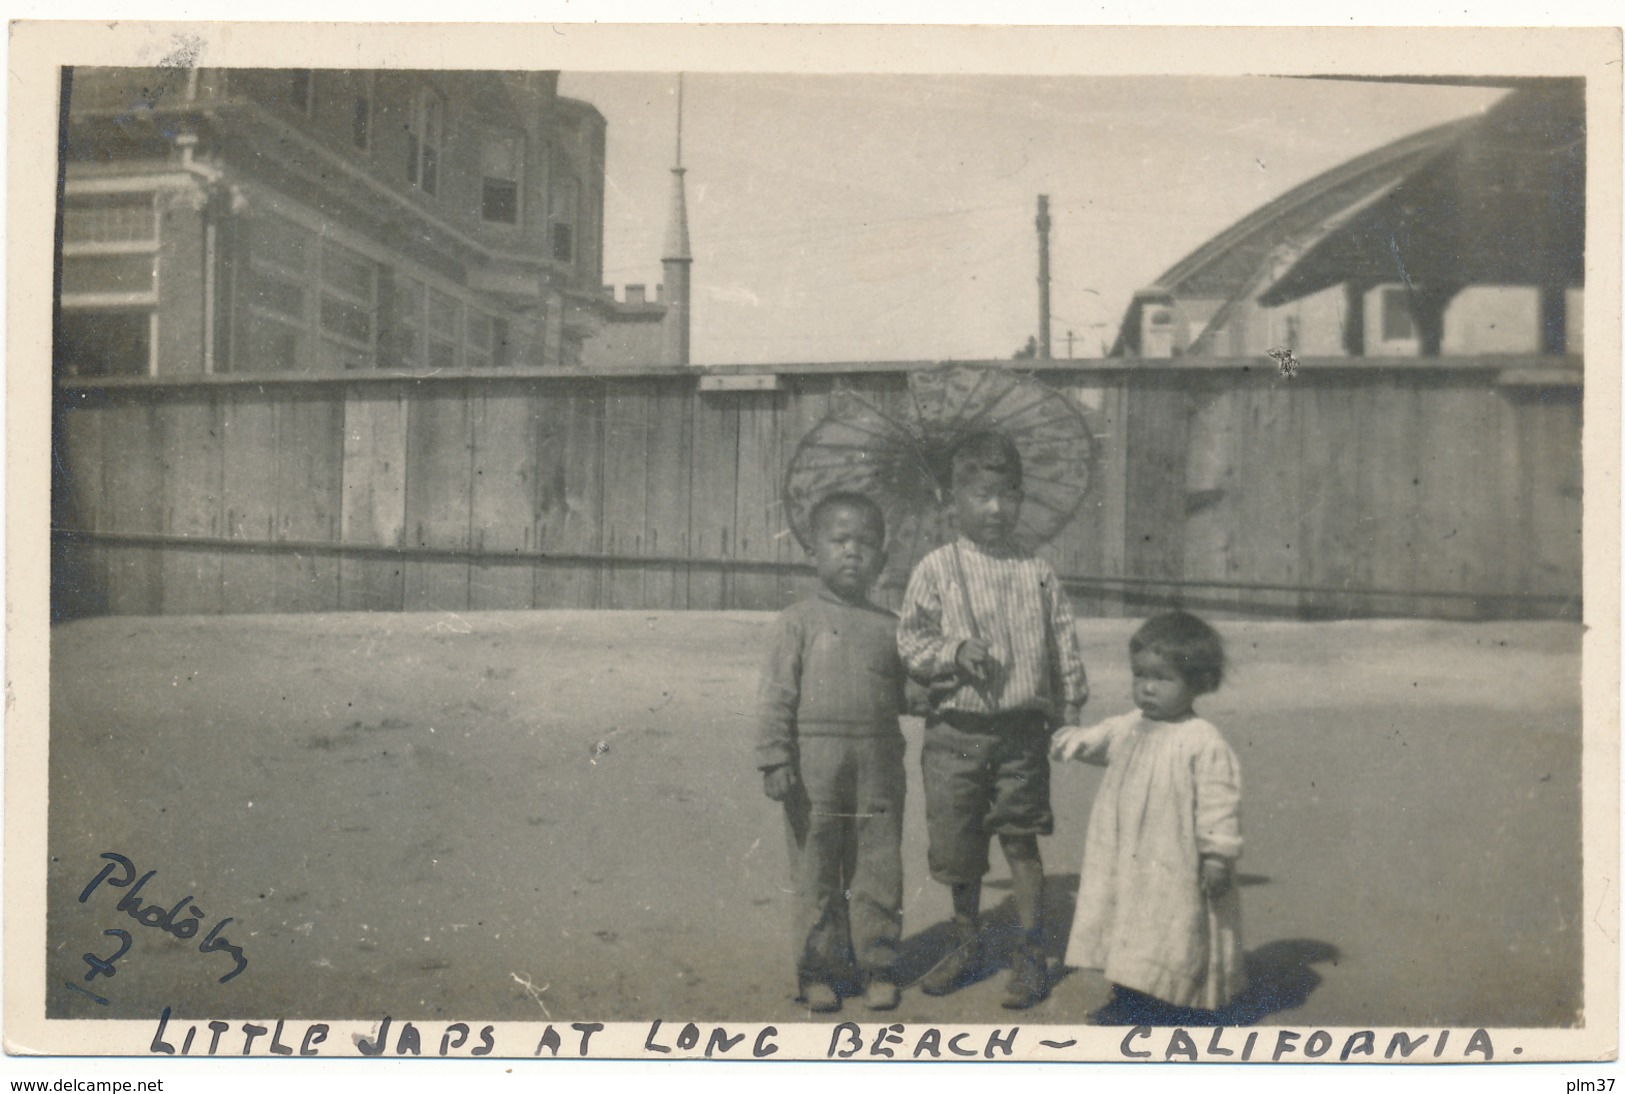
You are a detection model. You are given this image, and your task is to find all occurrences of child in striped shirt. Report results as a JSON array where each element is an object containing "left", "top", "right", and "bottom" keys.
[{"left": 897, "top": 431, "right": 1090, "bottom": 1009}]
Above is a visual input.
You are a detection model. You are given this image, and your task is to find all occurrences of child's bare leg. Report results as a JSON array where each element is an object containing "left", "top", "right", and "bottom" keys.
[
  {"left": 999, "top": 834, "right": 1043, "bottom": 934},
  {"left": 948, "top": 880, "right": 982, "bottom": 923},
  {"left": 919, "top": 878, "right": 985, "bottom": 996},
  {"left": 999, "top": 834, "right": 1049, "bottom": 1008}
]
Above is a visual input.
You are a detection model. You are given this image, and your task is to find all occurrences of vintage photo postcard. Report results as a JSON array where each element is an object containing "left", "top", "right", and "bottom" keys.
[{"left": 5, "top": 18, "right": 1620, "bottom": 1075}]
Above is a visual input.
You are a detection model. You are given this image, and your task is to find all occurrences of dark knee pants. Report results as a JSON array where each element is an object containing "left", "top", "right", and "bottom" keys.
[
  {"left": 782, "top": 735, "right": 905, "bottom": 981},
  {"left": 921, "top": 711, "right": 1053, "bottom": 886}
]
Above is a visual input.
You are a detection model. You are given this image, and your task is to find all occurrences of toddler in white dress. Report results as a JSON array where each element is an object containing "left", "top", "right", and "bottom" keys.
[{"left": 1051, "top": 611, "right": 1245, "bottom": 1018}]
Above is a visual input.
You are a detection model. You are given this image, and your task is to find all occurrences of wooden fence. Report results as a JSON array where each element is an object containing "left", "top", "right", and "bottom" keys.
[{"left": 51, "top": 357, "right": 1583, "bottom": 621}]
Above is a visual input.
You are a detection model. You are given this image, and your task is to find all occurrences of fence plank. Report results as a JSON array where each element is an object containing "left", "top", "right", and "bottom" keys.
[
  {"left": 100, "top": 396, "right": 165, "bottom": 614},
  {"left": 1041, "top": 375, "right": 1111, "bottom": 618},
  {"left": 1090, "top": 380, "right": 1131, "bottom": 618},
  {"left": 60, "top": 395, "right": 107, "bottom": 531},
  {"left": 58, "top": 395, "right": 109, "bottom": 615},
  {"left": 468, "top": 383, "right": 540, "bottom": 611},
  {"left": 158, "top": 391, "right": 224, "bottom": 614},
  {"left": 1236, "top": 378, "right": 1306, "bottom": 617},
  {"left": 339, "top": 384, "right": 408, "bottom": 611},
  {"left": 1122, "top": 378, "right": 1189, "bottom": 611},
  {"left": 271, "top": 393, "right": 343, "bottom": 612},
  {"left": 1521, "top": 390, "right": 1582, "bottom": 616},
  {"left": 601, "top": 380, "right": 652, "bottom": 609},
  {"left": 1178, "top": 378, "right": 1243, "bottom": 618},
  {"left": 643, "top": 377, "right": 694, "bottom": 610},
  {"left": 220, "top": 390, "right": 279, "bottom": 614},
  {"left": 403, "top": 384, "right": 473, "bottom": 611},
  {"left": 732, "top": 388, "right": 785, "bottom": 610},
  {"left": 1296, "top": 379, "right": 1365, "bottom": 619},
  {"left": 776, "top": 375, "right": 830, "bottom": 607},
  {"left": 1354, "top": 378, "right": 1422, "bottom": 617},
  {"left": 534, "top": 383, "right": 603, "bottom": 608},
  {"left": 1412, "top": 382, "right": 1499, "bottom": 619},
  {"left": 687, "top": 388, "right": 740, "bottom": 610}
]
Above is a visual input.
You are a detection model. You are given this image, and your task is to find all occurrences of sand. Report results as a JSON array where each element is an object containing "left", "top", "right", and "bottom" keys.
[{"left": 43, "top": 610, "right": 1582, "bottom": 1028}]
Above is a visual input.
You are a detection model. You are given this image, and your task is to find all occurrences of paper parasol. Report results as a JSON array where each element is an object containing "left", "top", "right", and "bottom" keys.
[{"left": 782, "top": 366, "right": 1095, "bottom": 586}]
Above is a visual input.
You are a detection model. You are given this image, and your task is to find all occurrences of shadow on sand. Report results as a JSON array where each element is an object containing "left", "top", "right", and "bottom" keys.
[
  {"left": 898, "top": 872, "right": 1339, "bottom": 1024},
  {"left": 894, "top": 873, "right": 1083, "bottom": 990},
  {"left": 1087, "top": 938, "right": 1342, "bottom": 1027}
]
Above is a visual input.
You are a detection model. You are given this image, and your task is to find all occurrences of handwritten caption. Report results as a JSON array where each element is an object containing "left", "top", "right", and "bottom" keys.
[
  {"left": 147, "top": 1012, "right": 1509, "bottom": 1061},
  {"left": 75, "top": 851, "right": 248, "bottom": 999}
]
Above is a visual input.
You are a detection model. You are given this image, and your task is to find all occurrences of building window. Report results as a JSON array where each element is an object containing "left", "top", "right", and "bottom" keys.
[
  {"left": 392, "top": 273, "right": 510, "bottom": 371},
  {"left": 62, "top": 192, "right": 157, "bottom": 248},
  {"left": 406, "top": 87, "right": 446, "bottom": 197},
  {"left": 242, "top": 215, "right": 313, "bottom": 371},
  {"left": 550, "top": 175, "right": 578, "bottom": 264},
  {"left": 466, "top": 310, "right": 494, "bottom": 368},
  {"left": 393, "top": 278, "right": 460, "bottom": 369},
  {"left": 58, "top": 191, "right": 160, "bottom": 377},
  {"left": 481, "top": 133, "right": 522, "bottom": 225},
  {"left": 427, "top": 288, "right": 460, "bottom": 370},
  {"left": 396, "top": 275, "right": 426, "bottom": 369},
  {"left": 1380, "top": 287, "right": 1417, "bottom": 342},
  {"left": 317, "top": 239, "right": 378, "bottom": 371},
  {"left": 237, "top": 213, "right": 378, "bottom": 372},
  {"left": 59, "top": 310, "right": 154, "bottom": 378}
]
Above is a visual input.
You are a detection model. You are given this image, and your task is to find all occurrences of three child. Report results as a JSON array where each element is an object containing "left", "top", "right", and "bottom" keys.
[{"left": 757, "top": 430, "right": 1245, "bottom": 1020}]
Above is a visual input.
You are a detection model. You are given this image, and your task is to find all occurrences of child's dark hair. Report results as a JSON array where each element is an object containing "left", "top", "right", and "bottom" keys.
[
  {"left": 950, "top": 431, "right": 1024, "bottom": 490},
  {"left": 809, "top": 491, "right": 887, "bottom": 542},
  {"left": 1130, "top": 611, "right": 1226, "bottom": 695}
]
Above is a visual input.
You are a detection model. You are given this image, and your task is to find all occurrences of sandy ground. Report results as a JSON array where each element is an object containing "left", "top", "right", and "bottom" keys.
[{"left": 42, "top": 609, "right": 1582, "bottom": 1029}]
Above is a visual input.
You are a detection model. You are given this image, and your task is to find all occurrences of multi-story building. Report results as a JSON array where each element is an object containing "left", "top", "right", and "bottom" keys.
[{"left": 56, "top": 67, "right": 619, "bottom": 376}]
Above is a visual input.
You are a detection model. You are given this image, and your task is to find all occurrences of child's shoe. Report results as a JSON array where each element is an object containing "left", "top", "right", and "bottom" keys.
[
  {"left": 918, "top": 917, "right": 981, "bottom": 996},
  {"left": 861, "top": 977, "right": 900, "bottom": 1011},
  {"left": 803, "top": 982, "right": 841, "bottom": 1013},
  {"left": 1001, "top": 938, "right": 1049, "bottom": 1009}
]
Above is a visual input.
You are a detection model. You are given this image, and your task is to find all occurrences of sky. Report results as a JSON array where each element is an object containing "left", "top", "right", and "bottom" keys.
[{"left": 557, "top": 73, "right": 1507, "bottom": 366}]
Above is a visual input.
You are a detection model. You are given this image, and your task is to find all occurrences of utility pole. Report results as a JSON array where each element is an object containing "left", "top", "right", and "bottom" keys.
[{"left": 1036, "top": 195, "right": 1052, "bottom": 359}]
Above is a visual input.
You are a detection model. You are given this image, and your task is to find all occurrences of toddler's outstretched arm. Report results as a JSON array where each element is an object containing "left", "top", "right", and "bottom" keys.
[{"left": 1050, "top": 721, "right": 1112, "bottom": 765}]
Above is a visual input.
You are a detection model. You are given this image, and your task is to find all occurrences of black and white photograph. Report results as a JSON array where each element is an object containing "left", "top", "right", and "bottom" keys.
[{"left": 5, "top": 18, "right": 1620, "bottom": 1079}]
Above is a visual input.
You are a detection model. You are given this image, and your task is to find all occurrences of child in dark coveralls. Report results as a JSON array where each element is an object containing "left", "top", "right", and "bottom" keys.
[
  {"left": 757, "top": 492, "right": 907, "bottom": 1013},
  {"left": 897, "top": 431, "right": 1090, "bottom": 1009}
]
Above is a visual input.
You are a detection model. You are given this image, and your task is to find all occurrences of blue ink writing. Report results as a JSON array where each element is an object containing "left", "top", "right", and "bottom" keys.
[
  {"left": 80, "top": 851, "right": 248, "bottom": 983},
  {"left": 82, "top": 928, "right": 132, "bottom": 981}
]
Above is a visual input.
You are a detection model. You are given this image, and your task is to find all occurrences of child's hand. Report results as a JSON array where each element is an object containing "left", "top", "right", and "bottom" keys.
[
  {"left": 1200, "top": 856, "right": 1233, "bottom": 897},
  {"left": 1050, "top": 725, "right": 1086, "bottom": 762},
  {"left": 955, "top": 638, "right": 994, "bottom": 681},
  {"left": 762, "top": 765, "right": 800, "bottom": 802}
]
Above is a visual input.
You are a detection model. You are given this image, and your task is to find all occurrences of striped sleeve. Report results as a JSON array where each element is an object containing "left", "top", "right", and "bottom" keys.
[
  {"left": 897, "top": 550, "right": 966, "bottom": 683},
  {"left": 1040, "top": 559, "right": 1090, "bottom": 709}
]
